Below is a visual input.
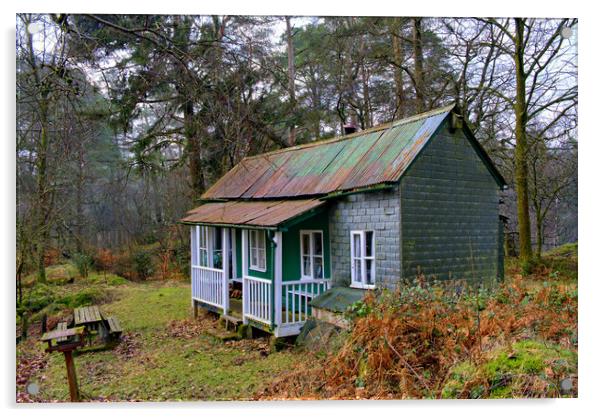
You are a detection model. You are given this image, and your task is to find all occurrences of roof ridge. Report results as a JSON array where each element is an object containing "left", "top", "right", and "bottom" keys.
[{"left": 243, "top": 103, "right": 456, "bottom": 161}]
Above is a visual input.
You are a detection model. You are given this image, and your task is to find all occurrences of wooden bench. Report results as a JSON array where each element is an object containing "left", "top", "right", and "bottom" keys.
[
  {"left": 105, "top": 316, "right": 122, "bottom": 340},
  {"left": 56, "top": 322, "right": 68, "bottom": 343}
]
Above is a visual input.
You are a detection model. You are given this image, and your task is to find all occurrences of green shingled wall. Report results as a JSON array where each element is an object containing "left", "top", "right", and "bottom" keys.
[
  {"left": 282, "top": 211, "right": 331, "bottom": 281},
  {"left": 400, "top": 124, "right": 501, "bottom": 286}
]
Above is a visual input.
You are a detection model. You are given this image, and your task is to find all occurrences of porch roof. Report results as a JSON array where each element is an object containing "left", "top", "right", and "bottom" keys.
[{"left": 180, "top": 199, "right": 326, "bottom": 229}]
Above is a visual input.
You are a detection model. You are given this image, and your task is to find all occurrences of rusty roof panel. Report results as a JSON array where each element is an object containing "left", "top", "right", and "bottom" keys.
[
  {"left": 202, "top": 105, "right": 456, "bottom": 200},
  {"left": 386, "top": 112, "right": 448, "bottom": 181},
  {"left": 180, "top": 199, "right": 325, "bottom": 227}
]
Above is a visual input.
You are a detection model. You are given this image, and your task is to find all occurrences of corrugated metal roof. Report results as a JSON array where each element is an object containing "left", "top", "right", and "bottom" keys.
[
  {"left": 180, "top": 199, "right": 325, "bottom": 228},
  {"left": 203, "top": 105, "right": 455, "bottom": 200}
]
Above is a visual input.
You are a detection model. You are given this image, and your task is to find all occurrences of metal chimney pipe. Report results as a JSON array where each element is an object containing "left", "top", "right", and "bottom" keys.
[{"left": 343, "top": 122, "right": 357, "bottom": 135}]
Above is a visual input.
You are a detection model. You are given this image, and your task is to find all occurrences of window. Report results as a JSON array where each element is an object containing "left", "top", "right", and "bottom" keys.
[
  {"left": 212, "top": 227, "right": 223, "bottom": 269},
  {"left": 300, "top": 230, "right": 324, "bottom": 279},
  {"left": 249, "top": 230, "right": 266, "bottom": 271},
  {"left": 198, "top": 226, "right": 209, "bottom": 267},
  {"left": 350, "top": 230, "right": 375, "bottom": 288}
]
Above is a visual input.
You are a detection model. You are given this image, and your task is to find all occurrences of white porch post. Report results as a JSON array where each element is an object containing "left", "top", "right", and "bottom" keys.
[
  {"left": 222, "top": 227, "right": 230, "bottom": 315},
  {"left": 241, "top": 229, "right": 249, "bottom": 324},
  {"left": 191, "top": 226, "right": 196, "bottom": 317},
  {"left": 230, "top": 229, "right": 238, "bottom": 279},
  {"left": 274, "top": 231, "right": 283, "bottom": 328}
]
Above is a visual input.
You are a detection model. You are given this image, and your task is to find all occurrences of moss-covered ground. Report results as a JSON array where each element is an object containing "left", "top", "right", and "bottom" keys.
[
  {"left": 17, "top": 242, "right": 577, "bottom": 401},
  {"left": 17, "top": 276, "right": 300, "bottom": 402}
]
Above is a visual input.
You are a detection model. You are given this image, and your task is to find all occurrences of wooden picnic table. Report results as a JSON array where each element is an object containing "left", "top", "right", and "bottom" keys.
[
  {"left": 72, "top": 305, "right": 123, "bottom": 344},
  {"left": 74, "top": 305, "right": 104, "bottom": 326}
]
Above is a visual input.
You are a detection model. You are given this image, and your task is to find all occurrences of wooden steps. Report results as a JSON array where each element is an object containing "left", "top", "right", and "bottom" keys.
[
  {"left": 203, "top": 326, "right": 240, "bottom": 342},
  {"left": 221, "top": 313, "right": 243, "bottom": 333}
]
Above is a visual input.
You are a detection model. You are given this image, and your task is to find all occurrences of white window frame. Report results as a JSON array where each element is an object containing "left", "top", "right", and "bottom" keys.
[
  {"left": 350, "top": 230, "right": 376, "bottom": 289},
  {"left": 198, "top": 226, "right": 210, "bottom": 267},
  {"left": 211, "top": 226, "right": 223, "bottom": 269},
  {"left": 300, "top": 230, "right": 324, "bottom": 280},
  {"left": 249, "top": 229, "right": 267, "bottom": 272}
]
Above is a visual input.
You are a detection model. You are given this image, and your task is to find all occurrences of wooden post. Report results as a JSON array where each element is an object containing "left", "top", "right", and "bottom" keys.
[
  {"left": 63, "top": 350, "right": 80, "bottom": 402},
  {"left": 274, "top": 231, "right": 283, "bottom": 328},
  {"left": 242, "top": 229, "right": 249, "bottom": 324},
  {"left": 222, "top": 227, "right": 230, "bottom": 315},
  {"left": 192, "top": 299, "right": 198, "bottom": 318},
  {"left": 41, "top": 326, "right": 86, "bottom": 402}
]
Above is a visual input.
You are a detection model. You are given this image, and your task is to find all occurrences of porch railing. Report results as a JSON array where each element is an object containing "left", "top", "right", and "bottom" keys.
[
  {"left": 192, "top": 266, "right": 225, "bottom": 309},
  {"left": 279, "top": 279, "right": 330, "bottom": 326},
  {"left": 243, "top": 276, "right": 273, "bottom": 325}
]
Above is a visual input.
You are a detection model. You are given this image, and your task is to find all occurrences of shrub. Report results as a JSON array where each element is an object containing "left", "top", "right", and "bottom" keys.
[
  {"left": 44, "top": 247, "right": 61, "bottom": 267},
  {"left": 21, "top": 284, "right": 57, "bottom": 313},
  {"left": 112, "top": 251, "right": 135, "bottom": 280},
  {"left": 88, "top": 273, "right": 128, "bottom": 286},
  {"left": 94, "top": 248, "right": 116, "bottom": 276},
  {"left": 131, "top": 248, "right": 154, "bottom": 280},
  {"left": 265, "top": 273, "right": 577, "bottom": 399},
  {"left": 58, "top": 287, "right": 105, "bottom": 309},
  {"left": 442, "top": 340, "right": 577, "bottom": 399},
  {"left": 172, "top": 238, "right": 190, "bottom": 275},
  {"left": 72, "top": 253, "right": 93, "bottom": 279}
]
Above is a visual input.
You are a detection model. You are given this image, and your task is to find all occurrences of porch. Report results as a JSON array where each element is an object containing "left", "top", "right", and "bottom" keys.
[
  {"left": 185, "top": 213, "right": 330, "bottom": 337},
  {"left": 192, "top": 265, "right": 330, "bottom": 337}
]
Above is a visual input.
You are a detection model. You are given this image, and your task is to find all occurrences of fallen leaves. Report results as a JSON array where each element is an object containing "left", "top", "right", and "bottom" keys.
[
  {"left": 261, "top": 275, "right": 577, "bottom": 399},
  {"left": 16, "top": 344, "right": 48, "bottom": 403}
]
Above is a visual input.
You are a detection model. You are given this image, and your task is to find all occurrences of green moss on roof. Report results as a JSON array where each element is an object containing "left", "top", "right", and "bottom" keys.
[{"left": 310, "top": 286, "right": 367, "bottom": 313}]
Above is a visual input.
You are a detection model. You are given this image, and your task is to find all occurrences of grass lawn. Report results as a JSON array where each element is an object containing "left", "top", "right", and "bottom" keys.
[
  {"left": 18, "top": 279, "right": 302, "bottom": 402},
  {"left": 17, "top": 243, "right": 577, "bottom": 401}
]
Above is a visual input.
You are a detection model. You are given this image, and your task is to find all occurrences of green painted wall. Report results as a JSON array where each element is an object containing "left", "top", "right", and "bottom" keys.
[
  {"left": 400, "top": 123, "right": 501, "bottom": 286},
  {"left": 282, "top": 210, "right": 331, "bottom": 281},
  {"left": 245, "top": 229, "right": 274, "bottom": 280},
  {"left": 235, "top": 228, "right": 242, "bottom": 279}
]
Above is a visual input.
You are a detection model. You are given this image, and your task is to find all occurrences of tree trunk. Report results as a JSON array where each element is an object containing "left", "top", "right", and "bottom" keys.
[
  {"left": 412, "top": 17, "right": 425, "bottom": 113},
  {"left": 184, "top": 100, "right": 204, "bottom": 197},
  {"left": 359, "top": 35, "right": 372, "bottom": 128},
  {"left": 26, "top": 22, "right": 50, "bottom": 284},
  {"left": 536, "top": 211, "right": 544, "bottom": 259},
  {"left": 285, "top": 16, "right": 296, "bottom": 147},
  {"left": 75, "top": 144, "right": 85, "bottom": 253},
  {"left": 513, "top": 18, "right": 533, "bottom": 266},
  {"left": 391, "top": 18, "right": 405, "bottom": 118}
]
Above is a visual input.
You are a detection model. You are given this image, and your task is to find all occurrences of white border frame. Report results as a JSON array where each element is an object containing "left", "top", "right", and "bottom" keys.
[
  {"left": 349, "top": 230, "right": 376, "bottom": 289},
  {"left": 249, "top": 229, "right": 267, "bottom": 272},
  {"left": 299, "top": 229, "right": 324, "bottom": 280}
]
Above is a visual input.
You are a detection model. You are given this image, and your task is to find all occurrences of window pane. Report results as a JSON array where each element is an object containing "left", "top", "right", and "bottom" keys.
[
  {"left": 365, "top": 231, "right": 373, "bottom": 257},
  {"left": 199, "top": 227, "right": 206, "bottom": 248},
  {"left": 250, "top": 231, "right": 256, "bottom": 249},
  {"left": 200, "top": 249, "right": 208, "bottom": 267},
  {"left": 313, "top": 232, "right": 322, "bottom": 256},
  {"left": 213, "top": 228, "right": 222, "bottom": 268},
  {"left": 258, "top": 231, "right": 265, "bottom": 248},
  {"left": 366, "top": 259, "right": 374, "bottom": 285},
  {"left": 214, "top": 251, "right": 222, "bottom": 269},
  {"left": 251, "top": 249, "right": 258, "bottom": 267},
  {"left": 353, "top": 234, "right": 361, "bottom": 258},
  {"left": 302, "top": 255, "right": 311, "bottom": 277},
  {"left": 353, "top": 259, "right": 362, "bottom": 282},
  {"left": 258, "top": 249, "right": 266, "bottom": 269},
  {"left": 302, "top": 234, "right": 310, "bottom": 255},
  {"left": 314, "top": 256, "right": 323, "bottom": 278}
]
